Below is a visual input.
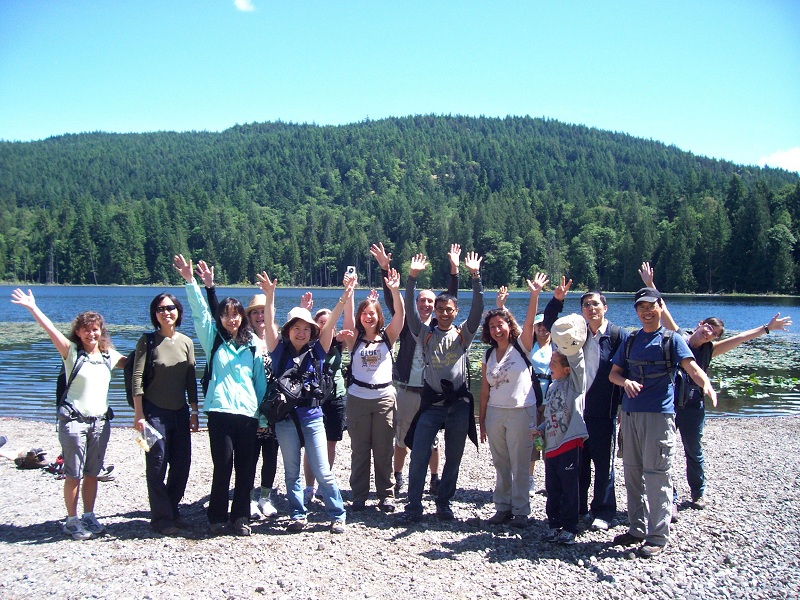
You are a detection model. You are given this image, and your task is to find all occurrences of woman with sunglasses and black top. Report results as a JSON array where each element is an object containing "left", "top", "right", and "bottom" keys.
[{"left": 132, "top": 293, "right": 199, "bottom": 536}]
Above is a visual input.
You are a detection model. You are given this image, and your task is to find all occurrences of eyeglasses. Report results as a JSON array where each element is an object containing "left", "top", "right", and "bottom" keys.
[
  {"left": 582, "top": 301, "right": 603, "bottom": 309},
  {"left": 155, "top": 305, "right": 177, "bottom": 313},
  {"left": 435, "top": 306, "right": 456, "bottom": 315},
  {"left": 221, "top": 313, "right": 241, "bottom": 321}
]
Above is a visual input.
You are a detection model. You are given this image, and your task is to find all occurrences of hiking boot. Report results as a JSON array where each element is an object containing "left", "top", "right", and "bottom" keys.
[
  {"left": 395, "top": 510, "right": 422, "bottom": 524},
  {"left": 429, "top": 474, "right": 440, "bottom": 496},
  {"left": 435, "top": 504, "right": 455, "bottom": 521},
  {"left": 671, "top": 504, "right": 679, "bottom": 523},
  {"left": 691, "top": 496, "right": 707, "bottom": 510},
  {"left": 350, "top": 500, "right": 367, "bottom": 512},
  {"left": 303, "top": 487, "right": 315, "bottom": 506},
  {"left": 591, "top": 518, "right": 610, "bottom": 531},
  {"left": 250, "top": 500, "right": 264, "bottom": 521},
  {"left": 510, "top": 515, "right": 529, "bottom": 528},
  {"left": 63, "top": 518, "right": 93, "bottom": 540},
  {"left": 81, "top": 512, "right": 106, "bottom": 535},
  {"left": 528, "top": 475, "right": 536, "bottom": 498},
  {"left": 378, "top": 497, "right": 396, "bottom": 513},
  {"left": 543, "top": 528, "right": 560, "bottom": 543},
  {"left": 556, "top": 529, "right": 576, "bottom": 545},
  {"left": 233, "top": 517, "right": 251, "bottom": 537},
  {"left": 287, "top": 518, "right": 307, "bottom": 532},
  {"left": 330, "top": 520, "right": 346, "bottom": 534},
  {"left": 394, "top": 472, "right": 405, "bottom": 495},
  {"left": 613, "top": 532, "right": 643, "bottom": 547},
  {"left": 486, "top": 510, "right": 512, "bottom": 525},
  {"left": 258, "top": 496, "right": 278, "bottom": 517},
  {"left": 208, "top": 522, "right": 229, "bottom": 535},
  {"left": 639, "top": 543, "right": 665, "bottom": 558}
]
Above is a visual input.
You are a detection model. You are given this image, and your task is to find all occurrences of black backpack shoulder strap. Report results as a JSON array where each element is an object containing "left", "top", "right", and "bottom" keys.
[
  {"left": 662, "top": 329, "right": 675, "bottom": 371},
  {"left": 61, "top": 350, "right": 88, "bottom": 404},
  {"left": 608, "top": 324, "right": 622, "bottom": 353},
  {"left": 624, "top": 329, "right": 636, "bottom": 361}
]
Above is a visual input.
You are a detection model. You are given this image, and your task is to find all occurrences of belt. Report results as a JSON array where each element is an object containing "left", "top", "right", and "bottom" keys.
[{"left": 397, "top": 382, "right": 424, "bottom": 393}]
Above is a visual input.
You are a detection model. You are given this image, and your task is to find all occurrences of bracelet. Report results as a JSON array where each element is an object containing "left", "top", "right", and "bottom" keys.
[
  {"left": 190, "top": 410, "right": 199, "bottom": 415},
  {"left": 763, "top": 324, "right": 770, "bottom": 335},
  {"left": 338, "top": 297, "right": 346, "bottom": 304}
]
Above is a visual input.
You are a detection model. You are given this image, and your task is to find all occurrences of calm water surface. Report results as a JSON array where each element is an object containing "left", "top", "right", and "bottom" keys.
[{"left": 0, "top": 285, "right": 797, "bottom": 425}]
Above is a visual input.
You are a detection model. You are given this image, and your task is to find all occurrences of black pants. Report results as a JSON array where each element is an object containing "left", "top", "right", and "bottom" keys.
[
  {"left": 579, "top": 416, "right": 617, "bottom": 521},
  {"left": 207, "top": 412, "right": 258, "bottom": 524},
  {"left": 254, "top": 433, "right": 279, "bottom": 490},
  {"left": 545, "top": 446, "right": 581, "bottom": 533},
  {"left": 144, "top": 400, "right": 192, "bottom": 532}
]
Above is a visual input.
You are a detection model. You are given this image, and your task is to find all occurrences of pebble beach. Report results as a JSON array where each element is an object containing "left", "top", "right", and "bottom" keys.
[{"left": 1, "top": 415, "right": 798, "bottom": 600}]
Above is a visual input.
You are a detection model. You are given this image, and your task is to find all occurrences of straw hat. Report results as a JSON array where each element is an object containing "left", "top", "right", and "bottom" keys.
[{"left": 245, "top": 294, "right": 267, "bottom": 317}]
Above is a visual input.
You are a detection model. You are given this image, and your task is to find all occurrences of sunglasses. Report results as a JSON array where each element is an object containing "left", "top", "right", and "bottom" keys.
[{"left": 155, "top": 305, "right": 178, "bottom": 313}]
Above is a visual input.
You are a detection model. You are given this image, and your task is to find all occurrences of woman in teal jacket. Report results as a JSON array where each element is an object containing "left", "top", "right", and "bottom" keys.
[{"left": 174, "top": 255, "right": 267, "bottom": 537}]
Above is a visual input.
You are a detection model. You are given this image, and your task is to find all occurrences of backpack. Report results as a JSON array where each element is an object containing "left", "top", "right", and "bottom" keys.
[
  {"left": 623, "top": 328, "right": 676, "bottom": 385},
  {"left": 123, "top": 332, "right": 156, "bottom": 408},
  {"left": 344, "top": 328, "right": 395, "bottom": 390},
  {"left": 484, "top": 338, "right": 544, "bottom": 407},
  {"left": 200, "top": 334, "right": 256, "bottom": 397}
]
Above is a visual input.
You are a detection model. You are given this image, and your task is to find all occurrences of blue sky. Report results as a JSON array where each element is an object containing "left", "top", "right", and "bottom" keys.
[{"left": 1, "top": 1, "right": 798, "bottom": 172}]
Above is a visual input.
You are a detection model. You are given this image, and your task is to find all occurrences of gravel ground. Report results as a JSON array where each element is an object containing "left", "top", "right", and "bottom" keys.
[{"left": 0, "top": 415, "right": 798, "bottom": 600}]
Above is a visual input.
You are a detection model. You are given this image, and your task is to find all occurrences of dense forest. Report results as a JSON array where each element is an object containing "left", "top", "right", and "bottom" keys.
[{"left": 1, "top": 115, "right": 798, "bottom": 293}]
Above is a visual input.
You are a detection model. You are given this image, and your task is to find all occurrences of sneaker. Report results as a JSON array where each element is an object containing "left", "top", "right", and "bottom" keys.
[
  {"left": 556, "top": 529, "right": 576, "bottom": 545},
  {"left": 429, "top": 474, "right": 440, "bottom": 496},
  {"left": 394, "top": 472, "right": 405, "bottom": 495},
  {"left": 395, "top": 510, "right": 422, "bottom": 524},
  {"left": 543, "top": 528, "right": 560, "bottom": 543},
  {"left": 287, "top": 518, "right": 306, "bottom": 532},
  {"left": 258, "top": 496, "right": 278, "bottom": 517},
  {"left": 590, "top": 518, "right": 610, "bottom": 531},
  {"left": 350, "top": 500, "right": 366, "bottom": 512},
  {"left": 63, "top": 518, "right": 93, "bottom": 540},
  {"left": 250, "top": 500, "right": 264, "bottom": 521},
  {"left": 528, "top": 475, "right": 536, "bottom": 498},
  {"left": 209, "top": 522, "right": 228, "bottom": 535},
  {"left": 510, "top": 515, "right": 529, "bottom": 528},
  {"left": 330, "top": 520, "right": 346, "bottom": 534},
  {"left": 378, "top": 497, "right": 396, "bottom": 513},
  {"left": 303, "top": 486, "right": 315, "bottom": 506},
  {"left": 639, "top": 543, "right": 665, "bottom": 558},
  {"left": 671, "top": 504, "right": 679, "bottom": 523},
  {"left": 81, "top": 512, "right": 106, "bottom": 535},
  {"left": 233, "top": 516, "right": 251, "bottom": 536},
  {"left": 691, "top": 496, "right": 707, "bottom": 510},
  {"left": 613, "top": 532, "right": 643, "bottom": 547},
  {"left": 96, "top": 465, "right": 116, "bottom": 482},
  {"left": 436, "top": 504, "right": 455, "bottom": 521},
  {"left": 486, "top": 510, "right": 512, "bottom": 525}
]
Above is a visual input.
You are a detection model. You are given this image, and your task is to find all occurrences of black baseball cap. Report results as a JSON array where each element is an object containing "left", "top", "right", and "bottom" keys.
[{"left": 634, "top": 287, "right": 662, "bottom": 305}]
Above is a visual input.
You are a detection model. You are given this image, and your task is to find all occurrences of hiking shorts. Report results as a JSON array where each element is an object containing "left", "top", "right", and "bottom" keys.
[{"left": 57, "top": 405, "right": 111, "bottom": 479}]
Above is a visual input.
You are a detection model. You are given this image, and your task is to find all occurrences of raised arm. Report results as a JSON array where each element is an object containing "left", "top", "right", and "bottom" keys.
[
  {"left": 520, "top": 272, "right": 549, "bottom": 351},
  {"left": 370, "top": 242, "right": 395, "bottom": 316},
  {"left": 257, "top": 272, "right": 280, "bottom": 352},
  {"left": 639, "top": 261, "right": 678, "bottom": 331},
  {"left": 404, "top": 254, "right": 427, "bottom": 336},
  {"left": 543, "top": 276, "right": 571, "bottom": 332},
  {"left": 196, "top": 260, "right": 219, "bottom": 315},
  {"left": 319, "top": 278, "right": 356, "bottom": 353},
  {"left": 343, "top": 273, "right": 358, "bottom": 351},
  {"left": 10, "top": 289, "right": 70, "bottom": 358},
  {"left": 447, "top": 243, "right": 461, "bottom": 295},
  {"left": 463, "top": 251, "right": 485, "bottom": 334},
  {"left": 383, "top": 268, "right": 405, "bottom": 345},
  {"left": 712, "top": 313, "right": 792, "bottom": 357},
  {"left": 496, "top": 285, "right": 509, "bottom": 309}
]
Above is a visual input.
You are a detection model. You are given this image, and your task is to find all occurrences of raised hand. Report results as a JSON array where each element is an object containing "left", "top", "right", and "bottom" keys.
[
  {"left": 10, "top": 288, "right": 36, "bottom": 310},
  {"left": 496, "top": 285, "right": 509, "bottom": 309},
  {"left": 767, "top": 312, "right": 792, "bottom": 332},
  {"left": 639, "top": 262, "right": 655, "bottom": 288},
  {"left": 173, "top": 254, "right": 194, "bottom": 283},
  {"left": 384, "top": 268, "right": 401, "bottom": 291},
  {"left": 553, "top": 276, "right": 572, "bottom": 302},
  {"left": 448, "top": 244, "right": 462, "bottom": 273},
  {"left": 195, "top": 260, "right": 215, "bottom": 288},
  {"left": 464, "top": 251, "right": 483, "bottom": 276},
  {"left": 300, "top": 292, "right": 313, "bottom": 311},
  {"left": 370, "top": 242, "right": 392, "bottom": 270},
  {"left": 257, "top": 271, "right": 277, "bottom": 295},
  {"left": 368, "top": 289, "right": 380, "bottom": 301},
  {"left": 409, "top": 254, "right": 427, "bottom": 277},
  {"left": 527, "top": 272, "right": 549, "bottom": 294}
]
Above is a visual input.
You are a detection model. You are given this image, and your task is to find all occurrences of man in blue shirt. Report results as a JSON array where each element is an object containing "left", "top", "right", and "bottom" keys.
[{"left": 608, "top": 287, "right": 717, "bottom": 558}]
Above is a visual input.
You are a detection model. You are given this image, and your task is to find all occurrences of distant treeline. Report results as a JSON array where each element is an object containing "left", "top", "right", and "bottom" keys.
[{"left": 1, "top": 115, "right": 798, "bottom": 293}]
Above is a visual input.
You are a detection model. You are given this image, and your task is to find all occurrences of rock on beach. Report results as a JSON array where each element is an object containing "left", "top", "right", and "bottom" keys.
[{"left": 0, "top": 416, "right": 799, "bottom": 600}]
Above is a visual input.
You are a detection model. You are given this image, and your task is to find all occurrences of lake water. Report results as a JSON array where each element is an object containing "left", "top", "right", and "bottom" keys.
[{"left": 0, "top": 284, "right": 798, "bottom": 426}]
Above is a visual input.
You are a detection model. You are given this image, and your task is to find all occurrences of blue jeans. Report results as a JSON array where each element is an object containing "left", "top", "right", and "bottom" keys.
[
  {"left": 675, "top": 400, "right": 705, "bottom": 501},
  {"left": 143, "top": 400, "right": 192, "bottom": 531},
  {"left": 405, "top": 401, "right": 470, "bottom": 515},
  {"left": 275, "top": 416, "right": 346, "bottom": 522}
]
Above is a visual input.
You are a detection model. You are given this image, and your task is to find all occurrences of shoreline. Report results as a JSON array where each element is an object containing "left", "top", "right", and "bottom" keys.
[{"left": 1, "top": 415, "right": 799, "bottom": 599}]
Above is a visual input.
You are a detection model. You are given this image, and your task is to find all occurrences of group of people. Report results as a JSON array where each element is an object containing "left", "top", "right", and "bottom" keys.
[{"left": 12, "top": 247, "right": 792, "bottom": 556}]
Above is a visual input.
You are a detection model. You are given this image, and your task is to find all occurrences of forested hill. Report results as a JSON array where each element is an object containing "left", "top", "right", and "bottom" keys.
[{"left": 1, "top": 115, "right": 798, "bottom": 293}]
